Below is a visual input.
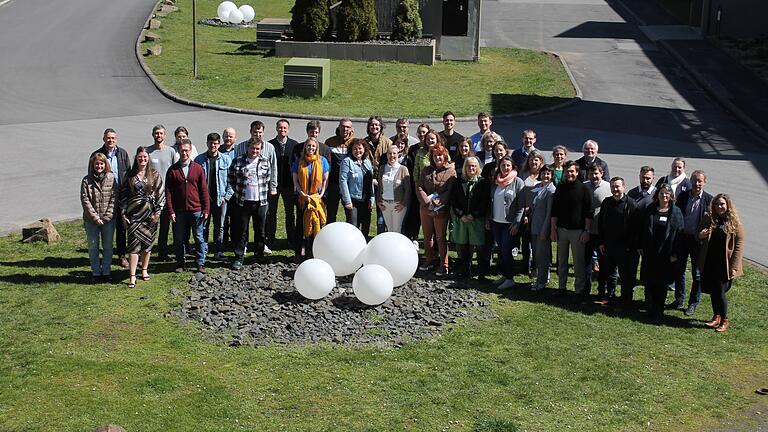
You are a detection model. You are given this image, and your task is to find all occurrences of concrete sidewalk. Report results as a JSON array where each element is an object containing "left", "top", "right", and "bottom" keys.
[{"left": 615, "top": 0, "right": 768, "bottom": 144}]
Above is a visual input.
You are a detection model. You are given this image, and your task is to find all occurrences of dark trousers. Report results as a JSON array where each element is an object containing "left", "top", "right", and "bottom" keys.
[
  {"left": 223, "top": 200, "right": 235, "bottom": 247},
  {"left": 114, "top": 205, "right": 127, "bottom": 257},
  {"left": 646, "top": 282, "right": 667, "bottom": 321},
  {"left": 600, "top": 247, "right": 636, "bottom": 303},
  {"left": 294, "top": 203, "right": 316, "bottom": 257},
  {"left": 235, "top": 200, "right": 268, "bottom": 260},
  {"left": 674, "top": 233, "right": 702, "bottom": 306},
  {"left": 204, "top": 199, "right": 227, "bottom": 254},
  {"left": 345, "top": 199, "right": 372, "bottom": 241},
  {"left": 158, "top": 207, "right": 172, "bottom": 258},
  {"left": 709, "top": 279, "right": 731, "bottom": 319},
  {"left": 266, "top": 186, "right": 297, "bottom": 249},
  {"left": 520, "top": 222, "right": 532, "bottom": 274},
  {"left": 324, "top": 182, "right": 341, "bottom": 224}
]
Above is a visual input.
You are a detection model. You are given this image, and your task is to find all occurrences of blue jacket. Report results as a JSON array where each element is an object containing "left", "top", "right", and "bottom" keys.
[
  {"left": 194, "top": 152, "right": 234, "bottom": 205},
  {"left": 339, "top": 157, "right": 374, "bottom": 205}
]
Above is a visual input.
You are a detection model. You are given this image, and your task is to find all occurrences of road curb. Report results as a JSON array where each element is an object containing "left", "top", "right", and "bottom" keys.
[{"left": 134, "top": 2, "right": 581, "bottom": 124}]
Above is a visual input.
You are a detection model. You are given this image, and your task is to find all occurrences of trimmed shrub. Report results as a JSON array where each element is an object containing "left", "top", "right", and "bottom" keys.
[
  {"left": 391, "top": 0, "right": 422, "bottom": 42},
  {"left": 337, "top": 0, "right": 378, "bottom": 42},
  {"left": 290, "top": 0, "right": 330, "bottom": 41}
]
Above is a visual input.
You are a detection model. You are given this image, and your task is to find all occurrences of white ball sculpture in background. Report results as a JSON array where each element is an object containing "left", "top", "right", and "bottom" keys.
[
  {"left": 313, "top": 222, "right": 367, "bottom": 276},
  {"left": 227, "top": 8, "right": 244, "bottom": 24},
  {"left": 294, "top": 258, "right": 336, "bottom": 300},
  {"left": 239, "top": 5, "right": 255, "bottom": 22},
  {"left": 353, "top": 264, "right": 394, "bottom": 305},
  {"left": 363, "top": 232, "right": 418, "bottom": 287},
  {"left": 217, "top": 1, "right": 237, "bottom": 20}
]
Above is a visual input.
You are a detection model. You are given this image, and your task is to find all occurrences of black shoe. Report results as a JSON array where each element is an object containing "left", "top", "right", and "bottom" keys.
[
  {"left": 103, "top": 274, "right": 113, "bottom": 283},
  {"left": 665, "top": 300, "right": 682, "bottom": 310},
  {"left": 684, "top": 303, "right": 698, "bottom": 316},
  {"left": 88, "top": 275, "right": 98, "bottom": 284}
]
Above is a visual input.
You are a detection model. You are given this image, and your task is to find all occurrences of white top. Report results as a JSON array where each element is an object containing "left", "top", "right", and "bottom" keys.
[
  {"left": 492, "top": 186, "right": 507, "bottom": 223},
  {"left": 380, "top": 163, "right": 400, "bottom": 201}
]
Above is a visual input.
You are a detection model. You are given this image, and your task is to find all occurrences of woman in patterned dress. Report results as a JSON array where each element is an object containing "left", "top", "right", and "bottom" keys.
[{"left": 120, "top": 146, "right": 165, "bottom": 288}]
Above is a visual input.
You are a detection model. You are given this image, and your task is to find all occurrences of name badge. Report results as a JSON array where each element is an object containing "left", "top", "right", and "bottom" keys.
[{"left": 659, "top": 216, "right": 667, "bottom": 222}]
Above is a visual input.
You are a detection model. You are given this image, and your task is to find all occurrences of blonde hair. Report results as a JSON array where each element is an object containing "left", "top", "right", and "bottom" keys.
[{"left": 710, "top": 194, "right": 742, "bottom": 235}]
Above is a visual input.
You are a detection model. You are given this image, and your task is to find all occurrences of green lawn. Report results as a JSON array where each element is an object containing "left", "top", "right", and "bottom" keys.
[
  {"left": 140, "top": 0, "right": 575, "bottom": 118},
  {"left": 1, "top": 213, "right": 767, "bottom": 431}
]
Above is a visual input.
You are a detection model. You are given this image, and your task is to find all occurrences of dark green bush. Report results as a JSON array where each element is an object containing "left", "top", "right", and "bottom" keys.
[
  {"left": 337, "top": 0, "right": 378, "bottom": 42},
  {"left": 290, "top": 0, "right": 330, "bottom": 41},
  {"left": 391, "top": 0, "right": 422, "bottom": 42}
]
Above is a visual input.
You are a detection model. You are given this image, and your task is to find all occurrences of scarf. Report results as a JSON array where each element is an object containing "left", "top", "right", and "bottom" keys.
[
  {"left": 495, "top": 169, "right": 518, "bottom": 188},
  {"left": 92, "top": 172, "right": 106, "bottom": 183},
  {"left": 297, "top": 154, "right": 324, "bottom": 208}
]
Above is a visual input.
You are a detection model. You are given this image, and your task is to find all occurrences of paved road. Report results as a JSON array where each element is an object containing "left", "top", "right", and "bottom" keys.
[{"left": 1, "top": 0, "right": 766, "bottom": 265}]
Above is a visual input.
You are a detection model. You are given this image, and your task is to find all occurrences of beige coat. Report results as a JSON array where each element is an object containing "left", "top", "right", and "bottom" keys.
[
  {"left": 80, "top": 173, "right": 116, "bottom": 224},
  {"left": 376, "top": 163, "right": 411, "bottom": 206}
]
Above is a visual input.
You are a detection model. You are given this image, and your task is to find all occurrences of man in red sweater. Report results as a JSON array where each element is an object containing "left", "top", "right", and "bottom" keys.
[{"left": 166, "top": 139, "right": 210, "bottom": 273}]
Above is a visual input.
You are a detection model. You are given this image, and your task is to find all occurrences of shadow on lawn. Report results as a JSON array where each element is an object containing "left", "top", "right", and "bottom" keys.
[
  {"left": 0, "top": 256, "right": 89, "bottom": 269},
  {"left": 441, "top": 270, "right": 701, "bottom": 329},
  {"left": 220, "top": 40, "right": 274, "bottom": 57}
]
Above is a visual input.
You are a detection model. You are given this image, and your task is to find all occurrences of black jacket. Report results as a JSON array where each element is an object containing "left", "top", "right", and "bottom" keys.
[
  {"left": 450, "top": 177, "right": 490, "bottom": 219},
  {"left": 90, "top": 145, "right": 131, "bottom": 184}
]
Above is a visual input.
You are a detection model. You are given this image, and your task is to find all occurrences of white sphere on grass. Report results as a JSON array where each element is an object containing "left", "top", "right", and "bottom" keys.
[
  {"left": 353, "top": 264, "right": 394, "bottom": 305},
  {"left": 313, "top": 222, "right": 367, "bottom": 276},
  {"left": 217, "top": 1, "right": 237, "bottom": 20},
  {"left": 218, "top": 9, "right": 231, "bottom": 21},
  {"left": 227, "top": 8, "right": 244, "bottom": 24},
  {"left": 294, "top": 258, "right": 336, "bottom": 300},
  {"left": 363, "top": 232, "right": 418, "bottom": 286},
  {"left": 239, "top": 5, "right": 255, "bottom": 22}
]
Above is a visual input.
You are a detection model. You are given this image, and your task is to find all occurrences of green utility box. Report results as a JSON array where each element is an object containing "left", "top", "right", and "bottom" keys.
[{"left": 283, "top": 58, "right": 330, "bottom": 98}]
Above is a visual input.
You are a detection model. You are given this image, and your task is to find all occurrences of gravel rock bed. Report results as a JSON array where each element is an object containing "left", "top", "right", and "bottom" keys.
[
  {"left": 199, "top": 18, "right": 257, "bottom": 28},
  {"left": 171, "top": 259, "right": 495, "bottom": 347}
]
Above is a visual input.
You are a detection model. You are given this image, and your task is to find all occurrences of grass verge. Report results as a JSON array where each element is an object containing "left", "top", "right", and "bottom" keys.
[
  {"left": 0, "top": 210, "right": 767, "bottom": 431},
  {"left": 140, "top": 0, "right": 575, "bottom": 118}
]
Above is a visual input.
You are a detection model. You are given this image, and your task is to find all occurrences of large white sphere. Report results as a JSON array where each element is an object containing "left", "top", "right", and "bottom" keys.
[
  {"left": 353, "top": 264, "right": 394, "bottom": 306},
  {"left": 239, "top": 4, "right": 255, "bottom": 22},
  {"left": 363, "top": 232, "right": 418, "bottom": 286},
  {"left": 313, "top": 222, "right": 367, "bottom": 276},
  {"left": 227, "top": 8, "right": 244, "bottom": 24},
  {"left": 217, "top": 1, "right": 237, "bottom": 20},
  {"left": 294, "top": 258, "right": 336, "bottom": 300}
]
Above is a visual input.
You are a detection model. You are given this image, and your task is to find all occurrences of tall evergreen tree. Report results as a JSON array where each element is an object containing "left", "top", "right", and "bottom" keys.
[
  {"left": 391, "top": 0, "right": 422, "bottom": 42},
  {"left": 337, "top": 0, "right": 378, "bottom": 42},
  {"left": 290, "top": 0, "right": 330, "bottom": 41}
]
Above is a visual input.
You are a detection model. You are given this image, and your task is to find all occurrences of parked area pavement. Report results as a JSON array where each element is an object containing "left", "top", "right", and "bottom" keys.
[{"left": 0, "top": 0, "right": 767, "bottom": 266}]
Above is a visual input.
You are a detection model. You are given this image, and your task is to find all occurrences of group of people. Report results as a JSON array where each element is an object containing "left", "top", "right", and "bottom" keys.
[{"left": 80, "top": 112, "right": 744, "bottom": 330}]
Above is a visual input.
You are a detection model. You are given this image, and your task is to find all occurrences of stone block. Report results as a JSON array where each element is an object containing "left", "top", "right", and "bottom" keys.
[
  {"left": 146, "top": 45, "right": 162, "bottom": 56},
  {"left": 144, "top": 31, "right": 161, "bottom": 42},
  {"left": 148, "top": 19, "right": 161, "bottom": 30},
  {"left": 21, "top": 218, "right": 60, "bottom": 244}
]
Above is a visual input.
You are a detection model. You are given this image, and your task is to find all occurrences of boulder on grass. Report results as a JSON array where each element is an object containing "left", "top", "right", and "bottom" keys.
[
  {"left": 93, "top": 425, "right": 128, "bottom": 432},
  {"left": 144, "top": 31, "right": 161, "bottom": 42},
  {"left": 21, "top": 218, "right": 60, "bottom": 244},
  {"left": 146, "top": 45, "right": 162, "bottom": 56},
  {"left": 159, "top": 4, "right": 178, "bottom": 14},
  {"left": 148, "top": 18, "right": 161, "bottom": 30}
]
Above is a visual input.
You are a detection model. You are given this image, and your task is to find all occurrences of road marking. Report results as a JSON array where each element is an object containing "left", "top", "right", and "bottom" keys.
[{"left": 0, "top": 0, "right": 14, "bottom": 7}]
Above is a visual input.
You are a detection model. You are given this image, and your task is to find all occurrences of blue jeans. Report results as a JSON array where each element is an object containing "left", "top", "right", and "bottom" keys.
[
  {"left": 491, "top": 221, "right": 515, "bottom": 280},
  {"left": 173, "top": 211, "right": 207, "bottom": 267},
  {"left": 84, "top": 219, "right": 115, "bottom": 275},
  {"left": 204, "top": 199, "right": 227, "bottom": 254}
]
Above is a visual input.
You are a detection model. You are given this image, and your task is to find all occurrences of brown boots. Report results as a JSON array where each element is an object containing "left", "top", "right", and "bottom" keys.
[
  {"left": 706, "top": 315, "right": 729, "bottom": 332},
  {"left": 705, "top": 315, "right": 721, "bottom": 327},
  {"left": 716, "top": 319, "right": 729, "bottom": 333}
]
